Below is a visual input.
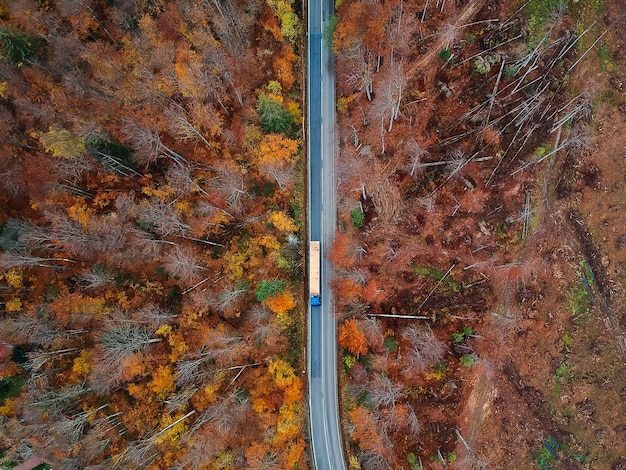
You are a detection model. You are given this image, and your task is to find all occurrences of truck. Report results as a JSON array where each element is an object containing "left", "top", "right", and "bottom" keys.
[{"left": 309, "top": 241, "right": 321, "bottom": 306}]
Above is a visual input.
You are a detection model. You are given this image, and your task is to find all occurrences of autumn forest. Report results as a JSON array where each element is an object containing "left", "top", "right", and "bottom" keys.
[
  {"left": 1, "top": 0, "right": 626, "bottom": 468},
  {"left": 0, "top": 0, "right": 307, "bottom": 467}
]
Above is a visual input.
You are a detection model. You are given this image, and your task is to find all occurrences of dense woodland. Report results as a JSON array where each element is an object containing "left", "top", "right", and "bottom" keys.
[
  {"left": 330, "top": 0, "right": 626, "bottom": 468},
  {"left": 0, "top": 0, "right": 308, "bottom": 468}
]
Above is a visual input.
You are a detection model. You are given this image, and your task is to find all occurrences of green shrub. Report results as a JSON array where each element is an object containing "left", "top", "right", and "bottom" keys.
[
  {"left": 524, "top": 0, "right": 567, "bottom": 46},
  {"left": 384, "top": 336, "right": 398, "bottom": 352},
  {"left": 561, "top": 332, "right": 573, "bottom": 347},
  {"left": 281, "top": 11, "right": 302, "bottom": 41},
  {"left": 407, "top": 452, "right": 423, "bottom": 470},
  {"left": 464, "top": 33, "right": 476, "bottom": 43},
  {"left": 343, "top": 354, "right": 356, "bottom": 371},
  {"left": 568, "top": 283, "right": 591, "bottom": 317},
  {"left": 598, "top": 42, "right": 616, "bottom": 72},
  {"left": 555, "top": 362, "right": 569, "bottom": 379},
  {"left": 460, "top": 354, "right": 474, "bottom": 367},
  {"left": 451, "top": 326, "right": 473, "bottom": 343},
  {"left": 350, "top": 208, "right": 364, "bottom": 227}
]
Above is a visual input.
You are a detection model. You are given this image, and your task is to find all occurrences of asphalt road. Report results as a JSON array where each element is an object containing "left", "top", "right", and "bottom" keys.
[{"left": 307, "top": 0, "right": 345, "bottom": 468}]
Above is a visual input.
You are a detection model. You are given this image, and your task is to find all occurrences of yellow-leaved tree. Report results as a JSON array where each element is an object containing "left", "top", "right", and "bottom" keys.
[
  {"left": 150, "top": 364, "right": 176, "bottom": 399},
  {"left": 258, "top": 134, "right": 299, "bottom": 190},
  {"left": 40, "top": 129, "right": 86, "bottom": 158},
  {"left": 269, "top": 211, "right": 298, "bottom": 232}
]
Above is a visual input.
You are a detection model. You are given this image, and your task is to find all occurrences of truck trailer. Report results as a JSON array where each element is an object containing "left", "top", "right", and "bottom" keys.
[{"left": 309, "top": 241, "right": 321, "bottom": 306}]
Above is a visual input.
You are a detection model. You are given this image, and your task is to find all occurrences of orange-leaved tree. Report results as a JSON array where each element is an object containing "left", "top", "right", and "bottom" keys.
[
  {"left": 350, "top": 405, "right": 388, "bottom": 456},
  {"left": 257, "top": 134, "right": 299, "bottom": 190},
  {"left": 338, "top": 318, "right": 368, "bottom": 357},
  {"left": 263, "top": 291, "right": 297, "bottom": 327}
]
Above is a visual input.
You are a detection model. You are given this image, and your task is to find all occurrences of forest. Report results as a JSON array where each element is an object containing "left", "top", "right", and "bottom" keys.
[
  {"left": 1, "top": 0, "right": 626, "bottom": 469},
  {"left": 330, "top": 0, "right": 626, "bottom": 468},
  {"left": 0, "top": 0, "right": 308, "bottom": 468}
]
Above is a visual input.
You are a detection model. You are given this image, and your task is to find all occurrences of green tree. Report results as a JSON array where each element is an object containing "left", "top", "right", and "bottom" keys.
[
  {"left": 255, "top": 279, "right": 287, "bottom": 301},
  {"left": 323, "top": 15, "right": 339, "bottom": 49},
  {"left": 0, "top": 26, "right": 41, "bottom": 65},
  {"left": 257, "top": 94, "right": 294, "bottom": 134}
]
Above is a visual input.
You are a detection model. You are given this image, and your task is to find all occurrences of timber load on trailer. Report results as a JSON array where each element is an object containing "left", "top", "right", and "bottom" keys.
[{"left": 309, "top": 241, "right": 321, "bottom": 306}]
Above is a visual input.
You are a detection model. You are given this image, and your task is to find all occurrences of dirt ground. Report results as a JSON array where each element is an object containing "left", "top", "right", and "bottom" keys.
[{"left": 455, "top": 6, "right": 626, "bottom": 468}]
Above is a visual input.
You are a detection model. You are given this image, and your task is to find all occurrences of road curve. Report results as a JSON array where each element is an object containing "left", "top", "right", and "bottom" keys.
[{"left": 307, "top": 0, "right": 345, "bottom": 468}]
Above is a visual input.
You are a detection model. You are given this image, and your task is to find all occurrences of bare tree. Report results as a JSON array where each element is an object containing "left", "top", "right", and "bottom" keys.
[
  {"left": 193, "top": 389, "right": 249, "bottom": 434},
  {"left": 207, "top": 284, "right": 248, "bottom": 317},
  {"left": 122, "top": 119, "right": 187, "bottom": 167},
  {"left": 53, "top": 404, "right": 109, "bottom": 445},
  {"left": 82, "top": 215, "right": 130, "bottom": 257},
  {"left": 207, "top": 334, "right": 248, "bottom": 368},
  {"left": 117, "top": 438, "right": 158, "bottom": 468},
  {"left": 344, "top": 42, "right": 375, "bottom": 101},
  {"left": 165, "top": 387, "right": 198, "bottom": 413},
  {"left": 126, "top": 229, "right": 174, "bottom": 260},
  {"left": 78, "top": 264, "right": 115, "bottom": 289},
  {"left": 25, "top": 348, "right": 80, "bottom": 373},
  {"left": 405, "top": 405, "right": 421, "bottom": 438},
  {"left": 260, "top": 160, "right": 296, "bottom": 191},
  {"left": 245, "top": 305, "right": 282, "bottom": 349},
  {"left": 163, "top": 245, "right": 208, "bottom": 283},
  {"left": 165, "top": 108, "right": 212, "bottom": 149},
  {"left": 25, "top": 212, "right": 89, "bottom": 254},
  {"left": 368, "top": 62, "right": 406, "bottom": 151},
  {"left": 137, "top": 199, "right": 191, "bottom": 239},
  {"left": 0, "top": 317, "right": 47, "bottom": 344},
  {"left": 563, "top": 122, "right": 591, "bottom": 156},
  {"left": 91, "top": 319, "right": 161, "bottom": 393},
  {"left": 337, "top": 268, "right": 369, "bottom": 285},
  {"left": 166, "top": 162, "right": 208, "bottom": 196},
  {"left": 366, "top": 371, "right": 406, "bottom": 435},
  {"left": 28, "top": 383, "right": 91, "bottom": 417},
  {"left": 549, "top": 90, "right": 593, "bottom": 132},
  {"left": 359, "top": 451, "right": 393, "bottom": 470},
  {"left": 0, "top": 250, "right": 76, "bottom": 269},
  {"left": 367, "top": 373, "right": 403, "bottom": 412},
  {"left": 77, "top": 428, "right": 114, "bottom": 467},
  {"left": 98, "top": 322, "right": 161, "bottom": 358},
  {"left": 404, "top": 139, "right": 431, "bottom": 177},
  {"left": 518, "top": 192, "right": 533, "bottom": 240},
  {"left": 28, "top": 211, "right": 129, "bottom": 260},
  {"left": 401, "top": 325, "right": 446, "bottom": 375},
  {"left": 51, "top": 154, "right": 94, "bottom": 183},
  {"left": 175, "top": 427, "right": 223, "bottom": 470},
  {"left": 175, "top": 353, "right": 214, "bottom": 387},
  {"left": 361, "top": 318, "right": 385, "bottom": 353},
  {"left": 211, "top": 164, "right": 247, "bottom": 211},
  {"left": 135, "top": 305, "right": 178, "bottom": 328},
  {"left": 0, "top": 161, "right": 24, "bottom": 197}
]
